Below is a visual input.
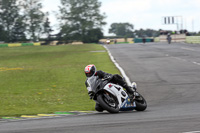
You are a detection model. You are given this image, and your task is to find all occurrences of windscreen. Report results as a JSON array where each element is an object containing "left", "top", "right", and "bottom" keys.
[{"left": 86, "top": 76, "right": 102, "bottom": 92}]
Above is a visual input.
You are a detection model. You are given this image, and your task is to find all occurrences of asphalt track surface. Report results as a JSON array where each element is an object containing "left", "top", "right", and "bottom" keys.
[{"left": 1, "top": 42, "right": 200, "bottom": 133}]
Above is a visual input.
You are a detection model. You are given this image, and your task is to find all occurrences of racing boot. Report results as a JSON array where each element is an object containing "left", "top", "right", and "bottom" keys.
[
  {"left": 131, "top": 82, "right": 137, "bottom": 91},
  {"left": 131, "top": 82, "right": 141, "bottom": 99},
  {"left": 123, "top": 84, "right": 136, "bottom": 103}
]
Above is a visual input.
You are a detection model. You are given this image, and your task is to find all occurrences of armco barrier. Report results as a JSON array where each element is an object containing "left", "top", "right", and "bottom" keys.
[{"left": 0, "top": 43, "right": 41, "bottom": 48}]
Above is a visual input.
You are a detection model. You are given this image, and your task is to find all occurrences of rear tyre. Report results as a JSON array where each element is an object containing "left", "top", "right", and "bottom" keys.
[
  {"left": 97, "top": 93, "right": 119, "bottom": 113},
  {"left": 134, "top": 92, "right": 147, "bottom": 111}
]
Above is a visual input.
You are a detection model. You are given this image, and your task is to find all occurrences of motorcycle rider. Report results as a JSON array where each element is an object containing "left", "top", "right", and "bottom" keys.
[
  {"left": 84, "top": 64, "right": 136, "bottom": 112},
  {"left": 167, "top": 33, "right": 172, "bottom": 44}
]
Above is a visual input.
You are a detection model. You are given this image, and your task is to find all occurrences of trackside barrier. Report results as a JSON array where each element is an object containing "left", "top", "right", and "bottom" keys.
[
  {"left": 134, "top": 38, "right": 154, "bottom": 43},
  {"left": 159, "top": 35, "right": 200, "bottom": 44},
  {"left": 116, "top": 42, "right": 129, "bottom": 44},
  {"left": 108, "top": 42, "right": 133, "bottom": 44},
  {"left": 34, "top": 43, "right": 41, "bottom": 46},
  {"left": 22, "top": 43, "right": 34, "bottom": 46},
  {"left": 154, "top": 37, "right": 160, "bottom": 42},
  {"left": 159, "top": 34, "right": 186, "bottom": 42},
  {"left": 0, "top": 43, "right": 41, "bottom": 48},
  {"left": 8, "top": 43, "right": 21, "bottom": 47},
  {"left": 186, "top": 36, "right": 200, "bottom": 44},
  {"left": 0, "top": 44, "right": 8, "bottom": 47}
]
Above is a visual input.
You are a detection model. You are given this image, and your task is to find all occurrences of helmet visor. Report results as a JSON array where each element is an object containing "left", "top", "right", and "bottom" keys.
[{"left": 86, "top": 72, "right": 93, "bottom": 77}]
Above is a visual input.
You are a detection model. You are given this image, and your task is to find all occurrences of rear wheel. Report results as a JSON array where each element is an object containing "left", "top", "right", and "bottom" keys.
[
  {"left": 97, "top": 92, "right": 119, "bottom": 113},
  {"left": 134, "top": 92, "right": 147, "bottom": 111}
]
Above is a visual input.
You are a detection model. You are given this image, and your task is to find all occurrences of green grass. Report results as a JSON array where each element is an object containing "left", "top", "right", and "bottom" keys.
[{"left": 0, "top": 44, "right": 119, "bottom": 117}]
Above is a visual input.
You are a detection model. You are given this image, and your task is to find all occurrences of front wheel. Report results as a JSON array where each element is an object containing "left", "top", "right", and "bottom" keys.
[
  {"left": 97, "top": 93, "right": 119, "bottom": 113},
  {"left": 134, "top": 92, "right": 147, "bottom": 111}
]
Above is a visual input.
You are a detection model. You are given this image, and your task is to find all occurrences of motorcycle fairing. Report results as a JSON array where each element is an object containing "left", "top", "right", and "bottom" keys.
[
  {"left": 103, "top": 83, "right": 136, "bottom": 111},
  {"left": 103, "top": 83, "right": 126, "bottom": 108},
  {"left": 120, "top": 99, "right": 136, "bottom": 111}
]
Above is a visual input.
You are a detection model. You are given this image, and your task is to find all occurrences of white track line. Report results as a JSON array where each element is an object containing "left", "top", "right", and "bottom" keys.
[
  {"left": 181, "top": 47, "right": 196, "bottom": 51},
  {"left": 182, "top": 131, "right": 200, "bottom": 133},
  {"left": 166, "top": 54, "right": 200, "bottom": 67},
  {"left": 104, "top": 45, "right": 131, "bottom": 86},
  {"left": 192, "top": 62, "right": 200, "bottom": 66}
]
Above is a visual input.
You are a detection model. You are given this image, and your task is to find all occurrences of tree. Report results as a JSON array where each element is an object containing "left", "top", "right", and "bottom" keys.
[
  {"left": 43, "top": 16, "right": 53, "bottom": 43},
  {"left": 109, "top": 23, "right": 134, "bottom": 37},
  {"left": 0, "top": 0, "right": 21, "bottom": 42},
  {"left": 11, "top": 16, "right": 27, "bottom": 42},
  {"left": 0, "top": 24, "right": 7, "bottom": 41},
  {"left": 82, "top": 28, "right": 103, "bottom": 43},
  {"left": 22, "top": 0, "right": 45, "bottom": 42},
  {"left": 134, "top": 29, "right": 160, "bottom": 37},
  {"left": 58, "top": 0, "right": 106, "bottom": 43}
]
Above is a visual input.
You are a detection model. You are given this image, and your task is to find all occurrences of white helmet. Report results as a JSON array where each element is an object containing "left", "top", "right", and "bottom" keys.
[{"left": 84, "top": 64, "right": 96, "bottom": 77}]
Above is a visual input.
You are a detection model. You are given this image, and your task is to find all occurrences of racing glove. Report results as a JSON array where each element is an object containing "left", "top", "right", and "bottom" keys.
[{"left": 88, "top": 91, "right": 95, "bottom": 99}]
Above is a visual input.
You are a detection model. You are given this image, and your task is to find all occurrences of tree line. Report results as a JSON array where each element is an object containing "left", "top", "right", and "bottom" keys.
[
  {"left": 108, "top": 23, "right": 160, "bottom": 38},
  {"left": 2, "top": 0, "right": 192, "bottom": 44},
  {"left": 0, "top": 0, "right": 47, "bottom": 42},
  {"left": 0, "top": 0, "right": 106, "bottom": 43}
]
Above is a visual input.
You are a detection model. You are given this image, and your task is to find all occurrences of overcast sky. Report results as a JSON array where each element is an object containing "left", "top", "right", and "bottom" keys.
[{"left": 42, "top": 0, "right": 200, "bottom": 35}]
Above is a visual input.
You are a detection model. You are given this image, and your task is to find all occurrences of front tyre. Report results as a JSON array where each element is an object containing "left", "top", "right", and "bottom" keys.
[
  {"left": 97, "top": 94, "right": 119, "bottom": 113},
  {"left": 134, "top": 92, "right": 147, "bottom": 111}
]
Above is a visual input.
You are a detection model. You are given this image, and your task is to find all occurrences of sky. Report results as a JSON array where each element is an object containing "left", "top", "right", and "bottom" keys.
[{"left": 42, "top": 0, "right": 200, "bottom": 35}]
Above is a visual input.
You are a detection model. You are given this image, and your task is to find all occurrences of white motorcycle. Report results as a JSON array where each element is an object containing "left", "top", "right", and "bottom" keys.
[{"left": 86, "top": 76, "right": 147, "bottom": 113}]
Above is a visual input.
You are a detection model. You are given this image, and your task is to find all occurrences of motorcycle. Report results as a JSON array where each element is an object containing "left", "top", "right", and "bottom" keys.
[{"left": 86, "top": 75, "right": 147, "bottom": 113}]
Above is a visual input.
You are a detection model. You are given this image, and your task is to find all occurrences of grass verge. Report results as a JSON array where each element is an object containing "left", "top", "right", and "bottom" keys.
[{"left": 0, "top": 44, "right": 119, "bottom": 117}]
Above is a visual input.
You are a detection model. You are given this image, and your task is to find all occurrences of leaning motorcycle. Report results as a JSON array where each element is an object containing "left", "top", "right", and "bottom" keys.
[{"left": 86, "top": 76, "right": 147, "bottom": 113}]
